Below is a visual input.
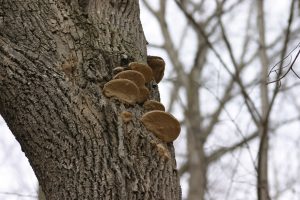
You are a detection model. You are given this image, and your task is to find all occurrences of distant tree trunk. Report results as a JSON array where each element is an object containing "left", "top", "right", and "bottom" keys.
[
  {"left": 0, "top": 1, "right": 181, "bottom": 199},
  {"left": 257, "top": 1, "right": 270, "bottom": 199},
  {"left": 186, "top": 45, "right": 208, "bottom": 200}
]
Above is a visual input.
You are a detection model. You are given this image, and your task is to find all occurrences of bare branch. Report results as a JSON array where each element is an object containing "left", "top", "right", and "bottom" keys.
[
  {"left": 257, "top": 1, "right": 296, "bottom": 200},
  {"left": 217, "top": 6, "right": 262, "bottom": 125},
  {"left": 141, "top": 0, "right": 157, "bottom": 15},
  {"left": 178, "top": 162, "right": 189, "bottom": 176},
  {"left": 175, "top": 0, "right": 262, "bottom": 126},
  {"left": 267, "top": 44, "right": 300, "bottom": 84},
  {"left": 239, "top": 3, "right": 255, "bottom": 63},
  {"left": 256, "top": 0, "right": 271, "bottom": 199},
  {"left": 266, "top": 0, "right": 296, "bottom": 117},
  {"left": 0, "top": 191, "right": 37, "bottom": 199},
  {"left": 203, "top": 80, "right": 234, "bottom": 138},
  {"left": 207, "top": 130, "right": 259, "bottom": 163},
  {"left": 147, "top": 43, "right": 165, "bottom": 49},
  {"left": 166, "top": 81, "right": 181, "bottom": 113}
]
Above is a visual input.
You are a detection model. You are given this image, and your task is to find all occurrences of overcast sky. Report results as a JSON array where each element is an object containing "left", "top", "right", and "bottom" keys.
[{"left": 0, "top": 1, "right": 300, "bottom": 199}]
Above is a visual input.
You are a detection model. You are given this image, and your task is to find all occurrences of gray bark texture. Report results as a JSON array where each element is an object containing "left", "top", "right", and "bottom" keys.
[{"left": 0, "top": 0, "right": 181, "bottom": 199}]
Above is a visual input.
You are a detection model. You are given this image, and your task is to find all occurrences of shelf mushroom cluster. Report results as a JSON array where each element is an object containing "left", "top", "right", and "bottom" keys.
[
  {"left": 103, "top": 62, "right": 153, "bottom": 105},
  {"left": 103, "top": 56, "right": 181, "bottom": 143}
]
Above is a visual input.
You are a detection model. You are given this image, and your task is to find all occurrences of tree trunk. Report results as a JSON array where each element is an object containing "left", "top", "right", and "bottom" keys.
[
  {"left": 0, "top": 1, "right": 181, "bottom": 199},
  {"left": 186, "top": 44, "right": 207, "bottom": 200},
  {"left": 257, "top": 0, "right": 270, "bottom": 199}
]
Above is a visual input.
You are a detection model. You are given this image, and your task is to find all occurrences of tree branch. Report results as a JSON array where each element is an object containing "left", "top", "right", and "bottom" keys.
[
  {"left": 257, "top": 1, "right": 296, "bottom": 200},
  {"left": 175, "top": 0, "right": 262, "bottom": 127},
  {"left": 207, "top": 130, "right": 258, "bottom": 163}
]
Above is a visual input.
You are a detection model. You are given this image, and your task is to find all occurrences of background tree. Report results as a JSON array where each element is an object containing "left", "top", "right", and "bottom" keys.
[
  {"left": 0, "top": 1, "right": 181, "bottom": 199},
  {"left": 2, "top": 0, "right": 300, "bottom": 200},
  {"left": 141, "top": 0, "right": 300, "bottom": 200}
]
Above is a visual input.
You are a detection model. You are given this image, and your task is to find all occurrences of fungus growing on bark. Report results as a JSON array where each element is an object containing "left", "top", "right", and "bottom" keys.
[
  {"left": 143, "top": 100, "right": 165, "bottom": 111},
  {"left": 137, "top": 86, "right": 150, "bottom": 104},
  {"left": 141, "top": 111, "right": 181, "bottom": 142},
  {"left": 147, "top": 56, "right": 165, "bottom": 83},
  {"left": 121, "top": 111, "right": 133, "bottom": 123},
  {"left": 156, "top": 143, "right": 171, "bottom": 160},
  {"left": 113, "top": 70, "right": 145, "bottom": 87},
  {"left": 103, "top": 79, "right": 139, "bottom": 105},
  {"left": 113, "top": 66, "right": 125, "bottom": 74},
  {"left": 128, "top": 62, "right": 153, "bottom": 83}
]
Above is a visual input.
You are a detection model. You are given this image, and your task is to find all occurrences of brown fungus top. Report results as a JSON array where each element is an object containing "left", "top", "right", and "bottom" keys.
[
  {"left": 137, "top": 86, "right": 150, "bottom": 104},
  {"left": 103, "top": 79, "right": 139, "bottom": 105},
  {"left": 147, "top": 56, "right": 165, "bottom": 83},
  {"left": 143, "top": 100, "right": 165, "bottom": 111},
  {"left": 128, "top": 62, "right": 153, "bottom": 83},
  {"left": 141, "top": 111, "right": 181, "bottom": 142},
  {"left": 113, "top": 70, "right": 146, "bottom": 87}
]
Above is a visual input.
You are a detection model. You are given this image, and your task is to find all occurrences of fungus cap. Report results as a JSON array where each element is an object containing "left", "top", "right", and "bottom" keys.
[
  {"left": 113, "top": 70, "right": 145, "bottom": 87},
  {"left": 103, "top": 79, "right": 139, "bottom": 105},
  {"left": 143, "top": 100, "right": 165, "bottom": 111},
  {"left": 147, "top": 56, "right": 165, "bottom": 83},
  {"left": 128, "top": 62, "right": 153, "bottom": 83},
  {"left": 141, "top": 111, "right": 180, "bottom": 142},
  {"left": 137, "top": 86, "right": 150, "bottom": 104},
  {"left": 121, "top": 111, "right": 133, "bottom": 123}
]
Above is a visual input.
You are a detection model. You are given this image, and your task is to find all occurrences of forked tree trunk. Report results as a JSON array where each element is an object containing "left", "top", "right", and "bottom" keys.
[
  {"left": 185, "top": 46, "right": 208, "bottom": 200},
  {"left": 0, "top": 1, "right": 181, "bottom": 199}
]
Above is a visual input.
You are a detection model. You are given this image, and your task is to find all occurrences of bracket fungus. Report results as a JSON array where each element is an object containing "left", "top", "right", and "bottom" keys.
[
  {"left": 113, "top": 70, "right": 146, "bottom": 87},
  {"left": 141, "top": 111, "right": 181, "bottom": 142},
  {"left": 128, "top": 62, "right": 153, "bottom": 83},
  {"left": 147, "top": 56, "right": 165, "bottom": 83},
  {"left": 103, "top": 79, "right": 139, "bottom": 105},
  {"left": 143, "top": 100, "right": 165, "bottom": 111},
  {"left": 137, "top": 86, "right": 150, "bottom": 104}
]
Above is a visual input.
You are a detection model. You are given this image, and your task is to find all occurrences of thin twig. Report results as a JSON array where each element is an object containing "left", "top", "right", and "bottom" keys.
[
  {"left": 267, "top": 42, "right": 300, "bottom": 84},
  {"left": 257, "top": 1, "right": 296, "bottom": 200},
  {"left": 175, "top": 0, "right": 262, "bottom": 127},
  {"left": 0, "top": 191, "right": 37, "bottom": 198}
]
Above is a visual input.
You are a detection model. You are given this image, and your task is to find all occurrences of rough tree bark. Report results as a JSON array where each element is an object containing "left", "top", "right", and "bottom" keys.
[{"left": 0, "top": 0, "right": 181, "bottom": 199}]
